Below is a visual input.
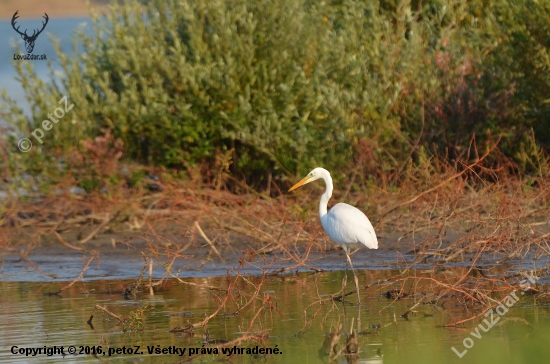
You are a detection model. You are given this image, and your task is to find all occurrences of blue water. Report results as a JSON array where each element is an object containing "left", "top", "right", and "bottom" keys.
[{"left": 0, "top": 16, "right": 94, "bottom": 117}]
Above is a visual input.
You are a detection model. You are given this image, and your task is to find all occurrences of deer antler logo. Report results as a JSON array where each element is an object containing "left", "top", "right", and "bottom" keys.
[{"left": 11, "top": 11, "right": 49, "bottom": 54}]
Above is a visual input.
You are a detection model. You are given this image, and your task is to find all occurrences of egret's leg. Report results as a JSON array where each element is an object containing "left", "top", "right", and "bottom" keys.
[
  {"left": 342, "top": 249, "right": 348, "bottom": 294},
  {"left": 344, "top": 250, "right": 361, "bottom": 305}
]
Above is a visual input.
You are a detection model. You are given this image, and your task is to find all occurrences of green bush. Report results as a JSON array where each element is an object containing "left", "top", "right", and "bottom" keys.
[{"left": 1, "top": 0, "right": 549, "bottom": 192}]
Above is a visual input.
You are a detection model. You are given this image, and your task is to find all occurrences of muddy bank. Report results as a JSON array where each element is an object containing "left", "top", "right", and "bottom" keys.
[
  {"left": 2, "top": 226, "right": 549, "bottom": 283},
  {"left": 0, "top": 230, "right": 413, "bottom": 281},
  {"left": 1, "top": 177, "right": 550, "bottom": 328}
]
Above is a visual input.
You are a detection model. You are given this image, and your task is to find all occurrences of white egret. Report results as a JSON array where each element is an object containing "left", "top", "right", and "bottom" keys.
[{"left": 289, "top": 167, "right": 378, "bottom": 304}]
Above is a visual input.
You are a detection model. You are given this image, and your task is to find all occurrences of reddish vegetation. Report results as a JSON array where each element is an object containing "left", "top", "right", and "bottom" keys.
[{"left": 1, "top": 137, "right": 549, "bottom": 358}]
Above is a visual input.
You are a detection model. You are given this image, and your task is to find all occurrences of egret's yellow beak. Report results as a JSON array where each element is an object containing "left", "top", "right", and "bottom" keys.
[{"left": 288, "top": 176, "right": 311, "bottom": 192}]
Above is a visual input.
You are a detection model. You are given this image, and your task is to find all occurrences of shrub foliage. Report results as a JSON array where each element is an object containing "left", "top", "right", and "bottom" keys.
[{"left": 1, "top": 0, "right": 549, "bottom": 191}]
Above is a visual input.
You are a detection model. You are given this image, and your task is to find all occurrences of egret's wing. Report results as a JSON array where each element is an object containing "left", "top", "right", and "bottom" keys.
[{"left": 322, "top": 203, "right": 378, "bottom": 249}]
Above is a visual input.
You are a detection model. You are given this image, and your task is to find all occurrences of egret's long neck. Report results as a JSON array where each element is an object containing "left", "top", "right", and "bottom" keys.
[{"left": 319, "top": 174, "right": 333, "bottom": 218}]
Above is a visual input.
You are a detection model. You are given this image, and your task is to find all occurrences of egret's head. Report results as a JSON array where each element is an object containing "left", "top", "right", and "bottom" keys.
[{"left": 288, "top": 167, "right": 329, "bottom": 192}]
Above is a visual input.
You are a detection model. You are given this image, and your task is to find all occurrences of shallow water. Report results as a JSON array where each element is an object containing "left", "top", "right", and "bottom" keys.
[{"left": 0, "top": 270, "right": 549, "bottom": 364}]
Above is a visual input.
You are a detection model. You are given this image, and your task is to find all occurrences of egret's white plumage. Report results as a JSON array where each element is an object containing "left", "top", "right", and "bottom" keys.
[
  {"left": 321, "top": 203, "right": 378, "bottom": 251},
  {"left": 289, "top": 167, "right": 378, "bottom": 304}
]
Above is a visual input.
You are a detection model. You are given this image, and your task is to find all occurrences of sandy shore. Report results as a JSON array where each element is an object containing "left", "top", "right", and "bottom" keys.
[{"left": 0, "top": 0, "right": 107, "bottom": 20}]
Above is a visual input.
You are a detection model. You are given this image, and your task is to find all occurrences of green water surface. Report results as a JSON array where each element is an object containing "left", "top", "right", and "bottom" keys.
[{"left": 0, "top": 270, "right": 548, "bottom": 363}]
